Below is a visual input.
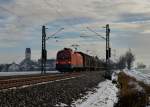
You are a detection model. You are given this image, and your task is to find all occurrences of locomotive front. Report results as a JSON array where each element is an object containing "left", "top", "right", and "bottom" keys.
[{"left": 56, "top": 48, "right": 72, "bottom": 72}]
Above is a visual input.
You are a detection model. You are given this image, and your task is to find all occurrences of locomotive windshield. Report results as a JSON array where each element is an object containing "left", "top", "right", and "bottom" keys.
[{"left": 57, "top": 51, "right": 71, "bottom": 60}]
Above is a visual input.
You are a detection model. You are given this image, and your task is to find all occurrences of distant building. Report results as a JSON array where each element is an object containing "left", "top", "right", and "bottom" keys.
[
  {"left": 25, "top": 48, "right": 31, "bottom": 60},
  {"left": 47, "top": 59, "right": 56, "bottom": 69},
  {"left": 19, "top": 48, "right": 39, "bottom": 71},
  {"left": 1, "top": 64, "right": 11, "bottom": 72},
  {"left": 38, "top": 59, "right": 56, "bottom": 70},
  {"left": 8, "top": 62, "right": 20, "bottom": 72}
]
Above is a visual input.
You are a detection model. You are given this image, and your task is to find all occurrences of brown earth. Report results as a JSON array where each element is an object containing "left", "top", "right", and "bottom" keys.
[{"left": 114, "top": 72, "right": 150, "bottom": 107}]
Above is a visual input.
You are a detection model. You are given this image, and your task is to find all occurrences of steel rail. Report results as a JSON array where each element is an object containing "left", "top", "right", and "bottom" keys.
[{"left": 0, "top": 72, "right": 80, "bottom": 90}]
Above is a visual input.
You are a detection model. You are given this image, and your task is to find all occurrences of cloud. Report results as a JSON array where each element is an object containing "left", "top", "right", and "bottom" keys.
[
  {"left": 0, "top": 0, "right": 150, "bottom": 65},
  {"left": 0, "top": 0, "right": 14, "bottom": 4}
]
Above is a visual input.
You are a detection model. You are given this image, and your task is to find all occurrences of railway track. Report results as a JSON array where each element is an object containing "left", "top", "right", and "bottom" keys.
[{"left": 0, "top": 72, "right": 81, "bottom": 90}]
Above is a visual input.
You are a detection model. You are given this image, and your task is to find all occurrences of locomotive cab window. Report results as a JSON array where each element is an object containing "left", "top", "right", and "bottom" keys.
[{"left": 57, "top": 52, "right": 71, "bottom": 60}]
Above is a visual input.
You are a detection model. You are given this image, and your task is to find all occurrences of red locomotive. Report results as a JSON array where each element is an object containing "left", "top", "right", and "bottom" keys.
[{"left": 56, "top": 48, "right": 104, "bottom": 72}]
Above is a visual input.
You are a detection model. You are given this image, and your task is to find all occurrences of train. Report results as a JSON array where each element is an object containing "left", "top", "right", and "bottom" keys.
[{"left": 56, "top": 48, "right": 105, "bottom": 72}]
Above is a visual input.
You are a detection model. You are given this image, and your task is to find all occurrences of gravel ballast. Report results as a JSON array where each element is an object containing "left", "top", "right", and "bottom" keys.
[{"left": 0, "top": 71, "right": 105, "bottom": 107}]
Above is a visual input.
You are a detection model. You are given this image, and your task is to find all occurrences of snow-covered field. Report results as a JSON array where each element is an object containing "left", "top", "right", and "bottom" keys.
[
  {"left": 72, "top": 80, "right": 118, "bottom": 107},
  {"left": 0, "top": 71, "right": 59, "bottom": 76},
  {"left": 123, "top": 69, "right": 150, "bottom": 85}
]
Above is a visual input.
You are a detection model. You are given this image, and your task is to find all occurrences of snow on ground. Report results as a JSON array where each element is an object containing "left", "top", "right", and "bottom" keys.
[
  {"left": 123, "top": 69, "right": 150, "bottom": 85},
  {"left": 72, "top": 80, "right": 118, "bottom": 107},
  {"left": 55, "top": 103, "right": 68, "bottom": 107},
  {"left": 0, "top": 71, "right": 59, "bottom": 76}
]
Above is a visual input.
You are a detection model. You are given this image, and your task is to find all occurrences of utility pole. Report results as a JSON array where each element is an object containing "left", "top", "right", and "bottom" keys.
[
  {"left": 41, "top": 26, "right": 47, "bottom": 74},
  {"left": 106, "top": 24, "right": 111, "bottom": 63},
  {"left": 86, "top": 25, "right": 111, "bottom": 68},
  {"left": 105, "top": 24, "right": 111, "bottom": 76},
  {"left": 85, "top": 25, "right": 112, "bottom": 79},
  {"left": 41, "top": 26, "right": 64, "bottom": 74}
]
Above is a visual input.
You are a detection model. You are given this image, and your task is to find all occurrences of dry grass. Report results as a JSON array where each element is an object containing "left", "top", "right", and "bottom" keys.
[{"left": 115, "top": 72, "right": 150, "bottom": 107}]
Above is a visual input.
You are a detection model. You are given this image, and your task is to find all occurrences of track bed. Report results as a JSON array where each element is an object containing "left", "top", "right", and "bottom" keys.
[
  {"left": 0, "top": 71, "right": 105, "bottom": 107},
  {"left": 0, "top": 72, "right": 81, "bottom": 90}
]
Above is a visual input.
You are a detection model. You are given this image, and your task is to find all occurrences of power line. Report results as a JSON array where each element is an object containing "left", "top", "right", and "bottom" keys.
[
  {"left": 46, "top": 27, "right": 64, "bottom": 40},
  {"left": 41, "top": 25, "right": 64, "bottom": 74},
  {"left": 86, "top": 27, "right": 106, "bottom": 40},
  {"left": 44, "top": 0, "right": 70, "bottom": 28},
  {"left": 57, "top": 0, "right": 94, "bottom": 37},
  {"left": 44, "top": 0, "right": 88, "bottom": 39},
  {"left": 0, "top": 6, "right": 24, "bottom": 27}
]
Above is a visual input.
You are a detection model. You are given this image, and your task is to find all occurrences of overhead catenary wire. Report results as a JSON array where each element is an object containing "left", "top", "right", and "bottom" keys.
[
  {"left": 42, "top": 0, "right": 64, "bottom": 28},
  {"left": 56, "top": 0, "right": 85, "bottom": 32},
  {"left": 86, "top": 27, "right": 106, "bottom": 40},
  {"left": 58, "top": 0, "right": 108, "bottom": 53},
  {"left": 44, "top": 0, "right": 89, "bottom": 38},
  {"left": 43, "top": 0, "right": 106, "bottom": 54},
  {"left": 44, "top": 0, "right": 96, "bottom": 42},
  {"left": 56, "top": 0, "right": 104, "bottom": 51},
  {"left": 0, "top": 6, "right": 25, "bottom": 29},
  {"left": 46, "top": 27, "right": 64, "bottom": 40},
  {"left": 57, "top": 0, "right": 96, "bottom": 37},
  {"left": 44, "top": 0, "right": 71, "bottom": 28},
  {"left": 44, "top": 0, "right": 82, "bottom": 48}
]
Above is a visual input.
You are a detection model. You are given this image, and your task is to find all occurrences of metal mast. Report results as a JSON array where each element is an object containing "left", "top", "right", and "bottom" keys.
[
  {"left": 41, "top": 26, "right": 64, "bottom": 74},
  {"left": 106, "top": 24, "right": 111, "bottom": 64},
  {"left": 105, "top": 24, "right": 111, "bottom": 76},
  {"left": 41, "top": 26, "right": 47, "bottom": 74}
]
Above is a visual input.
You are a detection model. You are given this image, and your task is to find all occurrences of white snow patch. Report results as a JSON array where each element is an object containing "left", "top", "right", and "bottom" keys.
[
  {"left": 72, "top": 80, "right": 118, "bottom": 107},
  {"left": 55, "top": 103, "right": 68, "bottom": 107},
  {"left": 111, "top": 71, "right": 119, "bottom": 82},
  {"left": 123, "top": 69, "right": 150, "bottom": 85}
]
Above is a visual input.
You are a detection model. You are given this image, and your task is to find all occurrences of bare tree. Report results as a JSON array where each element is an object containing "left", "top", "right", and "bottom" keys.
[
  {"left": 117, "top": 56, "right": 126, "bottom": 70},
  {"left": 116, "top": 49, "right": 135, "bottom": 70},
  {"left": 125, "top": 49, "right": 135, "bottom": 70}
]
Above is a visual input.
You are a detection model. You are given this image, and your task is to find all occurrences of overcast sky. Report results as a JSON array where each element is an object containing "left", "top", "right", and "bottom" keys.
[{"left": 0, "top": 0, "right": 150, "bottom": 66}]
